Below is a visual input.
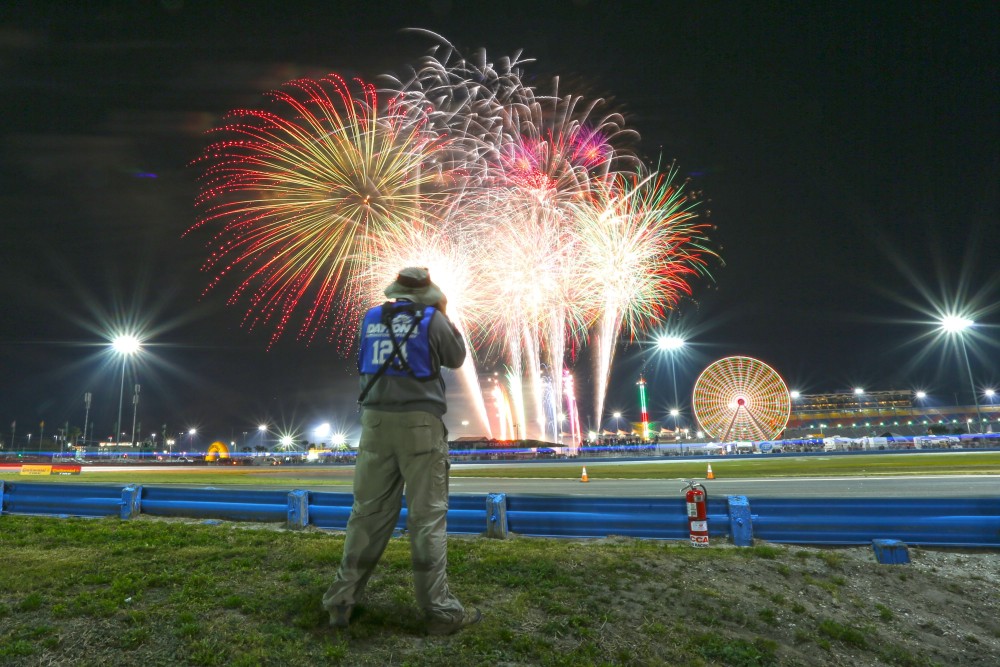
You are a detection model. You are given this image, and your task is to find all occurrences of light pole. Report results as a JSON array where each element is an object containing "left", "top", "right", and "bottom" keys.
[
  {"left": 612, "top": 411, "right": 622, "bottom": 436},
  {"left": 112, "top": 335, "right": 141, "bottom": 446},
  {"left": 939, "top": 315, "right": 983, "bottom": 434},
  {"left": 130, "top": 384, "right": 141, "bottom": 446},
  {"left": 656, "top": 334, "right": 686, "bottom": 417},
  {"left": 82, "top": 392, "right": 92, "bottom": 448},
  {"left": 669, "top": 408, "right": 681, "bottom": 454},
  {"left": 987, "top": 389, "right": 996, "bottom": 433},
  {"left": 915, "top": 391, "right": 927, "bottom": 428}
]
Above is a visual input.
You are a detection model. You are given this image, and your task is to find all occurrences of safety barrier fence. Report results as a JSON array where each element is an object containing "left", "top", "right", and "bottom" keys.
[{"left": 1, "top": 480, "right": 997, "bottom": 548}]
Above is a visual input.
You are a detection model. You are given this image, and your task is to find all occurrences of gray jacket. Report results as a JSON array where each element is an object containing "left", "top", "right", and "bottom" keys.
[{"left": 358, "top": 305, "right": 466, "bottom": 417}]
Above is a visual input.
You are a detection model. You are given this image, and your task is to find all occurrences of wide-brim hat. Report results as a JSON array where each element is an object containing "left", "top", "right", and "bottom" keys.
[{"left": 384, "top": 267, "right": 444, "bottom": 306}]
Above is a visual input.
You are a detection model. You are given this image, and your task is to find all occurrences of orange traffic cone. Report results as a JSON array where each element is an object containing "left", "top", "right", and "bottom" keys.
[
  {"left": 706, "top": 464, "right": 715, "bottom": 480},
  {"left": 580, "top": 466, "right": 589, "bottom": 483}
]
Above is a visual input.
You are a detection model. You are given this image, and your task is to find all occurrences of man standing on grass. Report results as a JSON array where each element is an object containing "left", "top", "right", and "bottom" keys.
[{"left": 323, "top": 267, "right": 481, "bottom": 635}]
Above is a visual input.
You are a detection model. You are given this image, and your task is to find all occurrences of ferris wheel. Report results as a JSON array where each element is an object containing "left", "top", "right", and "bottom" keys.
[{"left": 692, "top": 356, "right": 791, "bottom": 442}]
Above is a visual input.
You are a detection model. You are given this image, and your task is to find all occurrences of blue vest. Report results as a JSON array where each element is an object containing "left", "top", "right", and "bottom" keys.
[{"left": 358, "top": 302, "right": 437, "bottom": 379}]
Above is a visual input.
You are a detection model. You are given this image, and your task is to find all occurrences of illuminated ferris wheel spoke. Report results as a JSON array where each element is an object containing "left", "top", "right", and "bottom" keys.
[{"left": 721, "top": 403, "right": 741, "bottom": 442}]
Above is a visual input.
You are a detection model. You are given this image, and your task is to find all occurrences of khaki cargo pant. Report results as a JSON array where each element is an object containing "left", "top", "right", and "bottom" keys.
[{"left": 322, "top": 409, "right": 464, "bottom": 620}]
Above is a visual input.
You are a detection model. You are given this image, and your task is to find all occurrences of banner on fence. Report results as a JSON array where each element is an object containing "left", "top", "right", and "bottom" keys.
[{"left": 19, "top": 465, "right": 52, "bottom": 476}]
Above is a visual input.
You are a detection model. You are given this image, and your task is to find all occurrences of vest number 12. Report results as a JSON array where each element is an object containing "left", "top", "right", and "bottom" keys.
[{"left": 373, "top": 340, "right": 406, "bottom": 365}]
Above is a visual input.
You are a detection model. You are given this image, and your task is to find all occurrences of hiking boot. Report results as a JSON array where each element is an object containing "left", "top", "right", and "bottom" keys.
[
  {"left": 426, "top": 608, "right": 482, "bottom": 636},
  {"left": 328, "top": 604, "right": 353, "bottom": 628}
]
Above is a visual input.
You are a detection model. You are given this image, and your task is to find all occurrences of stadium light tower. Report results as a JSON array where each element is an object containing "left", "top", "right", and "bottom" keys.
[
  {"left": 111, "top": 334, "right": 141, "bottom": 445},
  {"left": 938, "top": 315, "right": 983, "bottom": 433}
]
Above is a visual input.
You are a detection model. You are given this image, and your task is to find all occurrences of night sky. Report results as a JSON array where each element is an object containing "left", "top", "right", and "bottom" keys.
[{"left": 1, "top": 1, "right": 997, "bottom": 446}]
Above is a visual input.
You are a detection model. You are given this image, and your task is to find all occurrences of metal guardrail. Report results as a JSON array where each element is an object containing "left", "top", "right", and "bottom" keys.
[{"left": 1, "top": 480, "right": 997, "bottom": 547}]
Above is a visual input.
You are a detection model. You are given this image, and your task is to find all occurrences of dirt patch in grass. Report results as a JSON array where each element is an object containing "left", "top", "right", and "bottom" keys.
[{"left": 0, "top": 515, "right": 997, "bottom": 666}]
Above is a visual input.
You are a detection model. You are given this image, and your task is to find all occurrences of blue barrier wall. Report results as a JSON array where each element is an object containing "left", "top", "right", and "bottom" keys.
[
  {"left": 1, "top": 481, "right": 997, "bottom": 547},
  {"left": 2, "top": 482, "right": 128, "bottom": 518},
  {"left": 502, "top": 495, "right": 728, "bottom": 540},
  {"left": 750, "top": 497, "right": 1000, "bottom": 548},
  {"left": 306, "top": 491, "right": 491, "bottom": 535},
  {"left": 141, "top": 486, "right": 289, "bottom": 523}
]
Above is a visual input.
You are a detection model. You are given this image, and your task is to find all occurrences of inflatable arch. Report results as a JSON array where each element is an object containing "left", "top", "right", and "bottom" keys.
[{"left": 205, "top": 441, "right": 230, "bottom": 462}]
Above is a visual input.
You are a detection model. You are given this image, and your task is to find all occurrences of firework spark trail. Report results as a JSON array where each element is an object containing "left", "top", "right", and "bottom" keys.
[
  {"left": 359, "top": 223, "right": 493, "bottom": 434},
  {"left": 190, "top": 74, "right": 452, "bottom": 349},
  {"left": 573, "top": 168, "right": 718, "bottom": 425},
  {"left": 469, "top": 74, "right": 640, "bottom": 439},
  {"left": 388, "top": 30, "right": 539, "bottom": 185},
  {"left": 440, "top": 75, "right": 639, "bottom": 440},
  {"left": 454, "top": 183, "right": 585, "bottom": 440},
  {"left": 563, "top": 370, "right": 582, "bottom": 453}
]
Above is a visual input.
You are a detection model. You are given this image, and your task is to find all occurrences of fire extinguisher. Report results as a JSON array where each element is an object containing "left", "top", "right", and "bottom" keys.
[{"left": 682, "top": 480, "right": 709, "bottom": 547}]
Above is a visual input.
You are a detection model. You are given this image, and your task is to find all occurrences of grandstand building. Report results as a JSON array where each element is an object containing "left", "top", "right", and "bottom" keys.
[{"left": 785, "top": 389, "right": 1000, "bottom": 439}]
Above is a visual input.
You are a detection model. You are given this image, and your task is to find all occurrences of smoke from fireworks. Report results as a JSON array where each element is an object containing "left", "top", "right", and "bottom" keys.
[{"left": 189, "top": 34, "right": 720, "bottom": 443}]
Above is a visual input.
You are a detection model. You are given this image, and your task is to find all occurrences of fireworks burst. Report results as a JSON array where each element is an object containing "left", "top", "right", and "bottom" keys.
[
  {"left": 189, "top": 74, "right": 452, "bottom": 348},
  {"left": 189, "top": 36, "right": 721, "bottom": 443},
  {"left": 573, "top": 167, "right": 718, "bottom": 423}
]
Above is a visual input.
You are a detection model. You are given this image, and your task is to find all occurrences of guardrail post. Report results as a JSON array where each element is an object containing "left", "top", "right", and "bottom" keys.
[
  {"left": 120, "top": 485, "right": 142, "bottom": 520},
  {"left": 727, "top": 495, "right": 753, "bottom": 546},
  {"left": 486, "top": 492, "right": 508, "bottom": 539},
  {"left": 872, "top": 539, "right": 910, "bottom": 564},
  {"left": 287, "top": 489, "right": 310, "bottom": 529}
]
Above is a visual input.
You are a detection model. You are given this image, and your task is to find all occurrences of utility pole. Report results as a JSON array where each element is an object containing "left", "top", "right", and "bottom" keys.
[
  {"left": 82, "top": 392, "right": 92, "bottom": 448},
  {"left": 130, "top": 384, "right": 141, "bottom": 446}
]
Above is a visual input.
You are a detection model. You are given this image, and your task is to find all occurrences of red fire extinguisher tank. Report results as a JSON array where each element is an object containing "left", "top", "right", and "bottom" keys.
[{"left": 683, "top": 480, "right": 709, "bottom": 547}]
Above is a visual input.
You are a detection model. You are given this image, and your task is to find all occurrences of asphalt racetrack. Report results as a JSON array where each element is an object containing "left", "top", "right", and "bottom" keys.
[
  {"left": 446, "top": 473, "right": 1000, "bottom": 498},
  {"left": 25, "top": 451, "right": 1000, "bottom": 498}
]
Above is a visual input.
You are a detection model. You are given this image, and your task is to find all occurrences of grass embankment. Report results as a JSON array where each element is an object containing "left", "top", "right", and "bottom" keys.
[
  {"left": 2, "top": 452, "right": 996, "bottom": 487},
  {"left": 1, "top": 515, "right": 977, "bottom": 667}
]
